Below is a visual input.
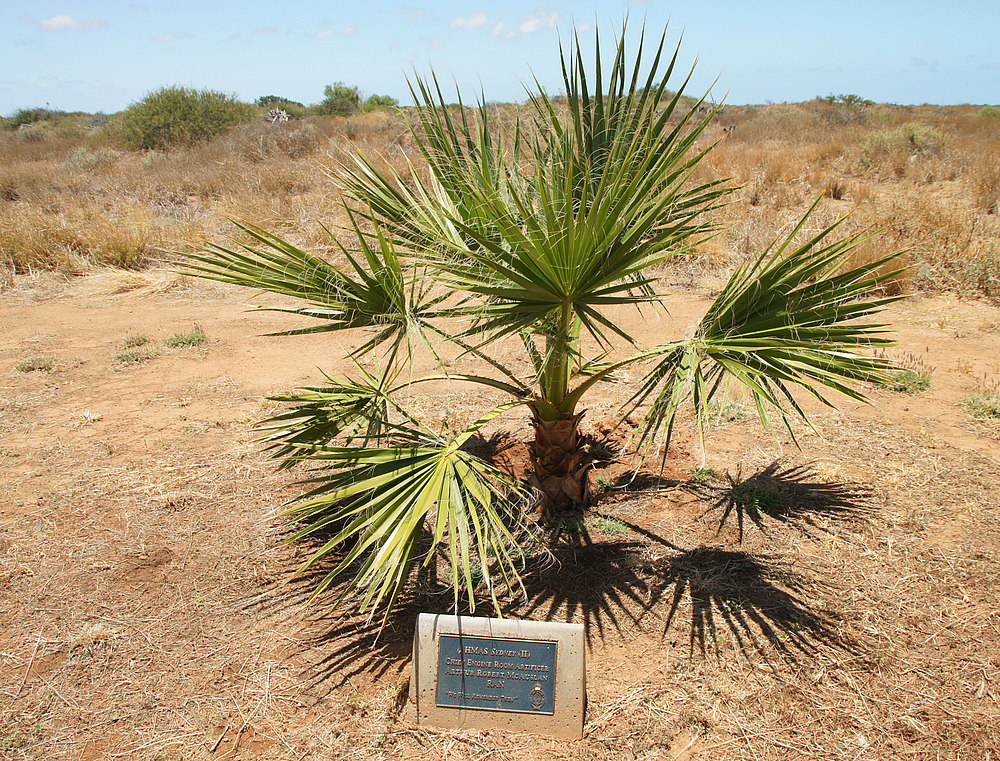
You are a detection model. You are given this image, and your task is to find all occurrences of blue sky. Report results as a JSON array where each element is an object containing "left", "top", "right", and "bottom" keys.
[{"left": 1, "top": 1, "right": 998, "bottom": 115}]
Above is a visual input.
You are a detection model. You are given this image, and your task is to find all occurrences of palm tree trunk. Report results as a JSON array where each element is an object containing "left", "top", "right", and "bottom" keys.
[{"left": 531, "top": 411, "right": 589, "bottom": 521}]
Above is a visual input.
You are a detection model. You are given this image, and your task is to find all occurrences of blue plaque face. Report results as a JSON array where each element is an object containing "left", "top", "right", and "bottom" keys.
[{"left": 436, "top": 633, "right": 558, "bottom": 715}]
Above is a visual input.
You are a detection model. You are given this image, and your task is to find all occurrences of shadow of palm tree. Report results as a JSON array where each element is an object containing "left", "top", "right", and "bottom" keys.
[
  {"left": 693, "top": 462, "right": 874, "bottom": 540},
  {"left": 514, "top": 541, "right": 656, "bottom": 642},
  {"left": 514, "top": 531, "right": 857, "bottom": 660},
  {"left": 241, "top": 545, "right": 461, "bottom": 694},
  {"left": 648, "top": 546, "right": 857, "bottom": 657},
  {"left": 244, "top": 460, "right": 872, "bottom": 680}
]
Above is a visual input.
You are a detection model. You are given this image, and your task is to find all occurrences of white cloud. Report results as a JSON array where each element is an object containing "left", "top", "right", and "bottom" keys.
[
  {"left": 397, "top": 5, "right": 426, "bottom": 23},
  {"left": 492, "top": 21, "right": 505, "bottom": 36},
  {"left": 315, "top": 26, "right": 355, "bottom": 39},
  {"left": 575, "top": 22, "right": 593, "bottom": 34},
  {"left": 419, "top": 35, "right": 441, "bottom": 52},
  {"left": 450, "top": 12, "right": 490, "bottom": 30},
  {"left": 254, "top": 26, "right": 277, "bottom": 35},
  {"left": 39, "top": 14, "right": 107, "bottom": 31},
  {"left": 151, "top": 31, "right": 191, "bottom": 42},
  {"left": 518, "top": 10, "right": 558, "bottom": 34}
]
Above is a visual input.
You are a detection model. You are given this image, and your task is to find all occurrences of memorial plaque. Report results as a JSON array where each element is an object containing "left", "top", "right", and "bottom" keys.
[
  {"left": 411, "top": 613, "right": 585, "bottom": 739},
  {"left": 436, "top": 633, "right": 557, "bottom": 714}
]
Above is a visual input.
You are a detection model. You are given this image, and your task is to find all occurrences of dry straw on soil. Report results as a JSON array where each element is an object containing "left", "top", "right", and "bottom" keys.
[{"left": 2, "top": 276, "right": 1000, "bottom": 759}]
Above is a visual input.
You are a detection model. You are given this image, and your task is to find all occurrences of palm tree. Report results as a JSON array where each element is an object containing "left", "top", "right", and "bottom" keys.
[{"left": 183, "top": 26, "right": 901, "bottom": 620}]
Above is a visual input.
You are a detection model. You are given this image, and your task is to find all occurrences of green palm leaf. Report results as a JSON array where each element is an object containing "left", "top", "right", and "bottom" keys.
[
  {"left": 283, "top": 402, "right": 530, "bottom": 620},
  {"left": 181, "top": 219, "right": 447, "bottom": 365},
  {"left": 632, "top": 202, "right": 903, "bottom": 454}
]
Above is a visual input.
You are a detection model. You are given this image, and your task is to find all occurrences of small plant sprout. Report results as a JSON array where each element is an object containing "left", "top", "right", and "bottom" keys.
[
  {"left": 112, "top": 350, "right": 148, "bottom": 368},
  {"left": 692, "top": 466, "right": 718, "bottom": 481},
  {"left": 590, "top": 515, "right": 630, "bottom": 535}
]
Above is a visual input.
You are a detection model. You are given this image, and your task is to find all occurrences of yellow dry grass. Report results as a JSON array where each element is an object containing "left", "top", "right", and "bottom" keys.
[{"left": 1, "top": 101, "right": 998, "bottom": 302}]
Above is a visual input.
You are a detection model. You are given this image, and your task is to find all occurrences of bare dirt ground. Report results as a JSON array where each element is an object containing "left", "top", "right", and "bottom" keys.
[{"left": 2, "top": 271, "right": 999, "bottom": 760}]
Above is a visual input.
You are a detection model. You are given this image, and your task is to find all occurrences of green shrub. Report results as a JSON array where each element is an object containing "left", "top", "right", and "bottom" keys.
[
  {"left": 255, "top": 95, "right": 307, "bottom": 118},
  {"left": 361, "top": 94, "right": 399, "bottom": 112},
  {"left": 589, "top": 515, "right": 630, "bottom": 535},
  {"left": 315, "top": 82, "right": 360, "bottom": 117},
  {"left": 121, "top": 334, "right": 150, "bottom": 349},
  {"left": 862, "top": 122, "right": 947, "bottom": 164},
  {"left": 256, "top": 95, "right": 303, "bottom": 108},
  {"left": 979, "top": 106, "right": 1000, "bottom": 120},
  {"left": 112, "top": 349, "right": 151, "bottom": 368},
  {"left": 4, "top": 107, "right": 62, "bottom": 130},
  {"left": 114, "top": 86, "right": 255, "bottom": 150},
  {"left": 877, "top": 351, "right": 934, "bottom": 394}
]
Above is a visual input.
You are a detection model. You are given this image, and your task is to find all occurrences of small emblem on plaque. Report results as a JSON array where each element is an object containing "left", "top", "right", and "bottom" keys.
[{"left": 528, "top": 683, "right": 546, "bottom": 710}]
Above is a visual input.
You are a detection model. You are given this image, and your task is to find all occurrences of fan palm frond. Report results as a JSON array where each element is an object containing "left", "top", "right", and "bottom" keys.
[{"left": 283, "top": 402, "right": 531, "bottom": 619}]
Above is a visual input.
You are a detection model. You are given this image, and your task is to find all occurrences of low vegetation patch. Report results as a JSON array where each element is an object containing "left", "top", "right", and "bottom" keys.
[
  {"left": 163, "top": 327, "right": 207, "bottom": 348},
  {"left": 121, "top": 334, "right": 150, "bottom": 349},
  {"left": 961, "top": 382, "right": 1000, "bottom": 419},
  {"left": 879, "top": 350, "right": 934, "bottom": 394},
  {"left": 112, "top": 348, "right": 157, "bottom": 368},
  {"left": 589, "top": 515, "right": 631, "bottom": 535},
  {"left": 14, "top": 355, "right": 57, "bottom": 372}
]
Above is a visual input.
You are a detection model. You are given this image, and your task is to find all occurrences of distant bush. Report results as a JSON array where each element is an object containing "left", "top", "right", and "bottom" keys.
[
  {"left": 255, "top": 95, "right": 307, "bottom": 118},
  {"left": 3, "top": 107, "right": 63, "bottom": 130},
  {"left": 114, "top": 86, "right": 256, "bottom": 150},
  {"left": 315, "top": 82, "right": 360, "bottom": 116},
  {"left": 361, "top": 94, "right": 399, "bottom": 112},
  {"left": 862, "top": 122, "right": 947, "bottom": 169},
  {"left": 255, "top": 95, "right": 303, "bottom": 108},
  {"left": 818, "top": 93, "right": 874, "bottom": 107},
  {"left": 979, "top": 106, "right": 1000, "bottom": 120}
]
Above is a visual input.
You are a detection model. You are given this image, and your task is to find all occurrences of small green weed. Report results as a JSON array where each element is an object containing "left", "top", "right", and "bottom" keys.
[
  {"left": 589, "top": 515, "right": 630, "bottom": 535},
  {"left": 590, "top": 474, "right": 615, "bottom": 496},
  {"left": 730, "top": 478, "right": 786, "bottom": 515},
  {"left": 163, "top": 327, "right": 207, "bottom": 348},
  {"left": 708, "top": 399, "right": 748, "bottom": 424},
  {"left": 121, "top": 334, "right": 150, "bottom": 349},
  {"left": 15, "top": 355, "right": 57, "bottom": 373},
  {"left": 960, "top": 382, "right": 1000, "bottom": 419},
  {"left": 890, "top": 368, "right": 933, "bottom": 394},
  {"left": 691, "top": 466, "right": 717, "bottom": 481},
  {"left": 113, "top": 348, "right": 158, "bottom": 369},
  {"left": 878, "top": 350, "right": 934, "bottom": 394}
]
